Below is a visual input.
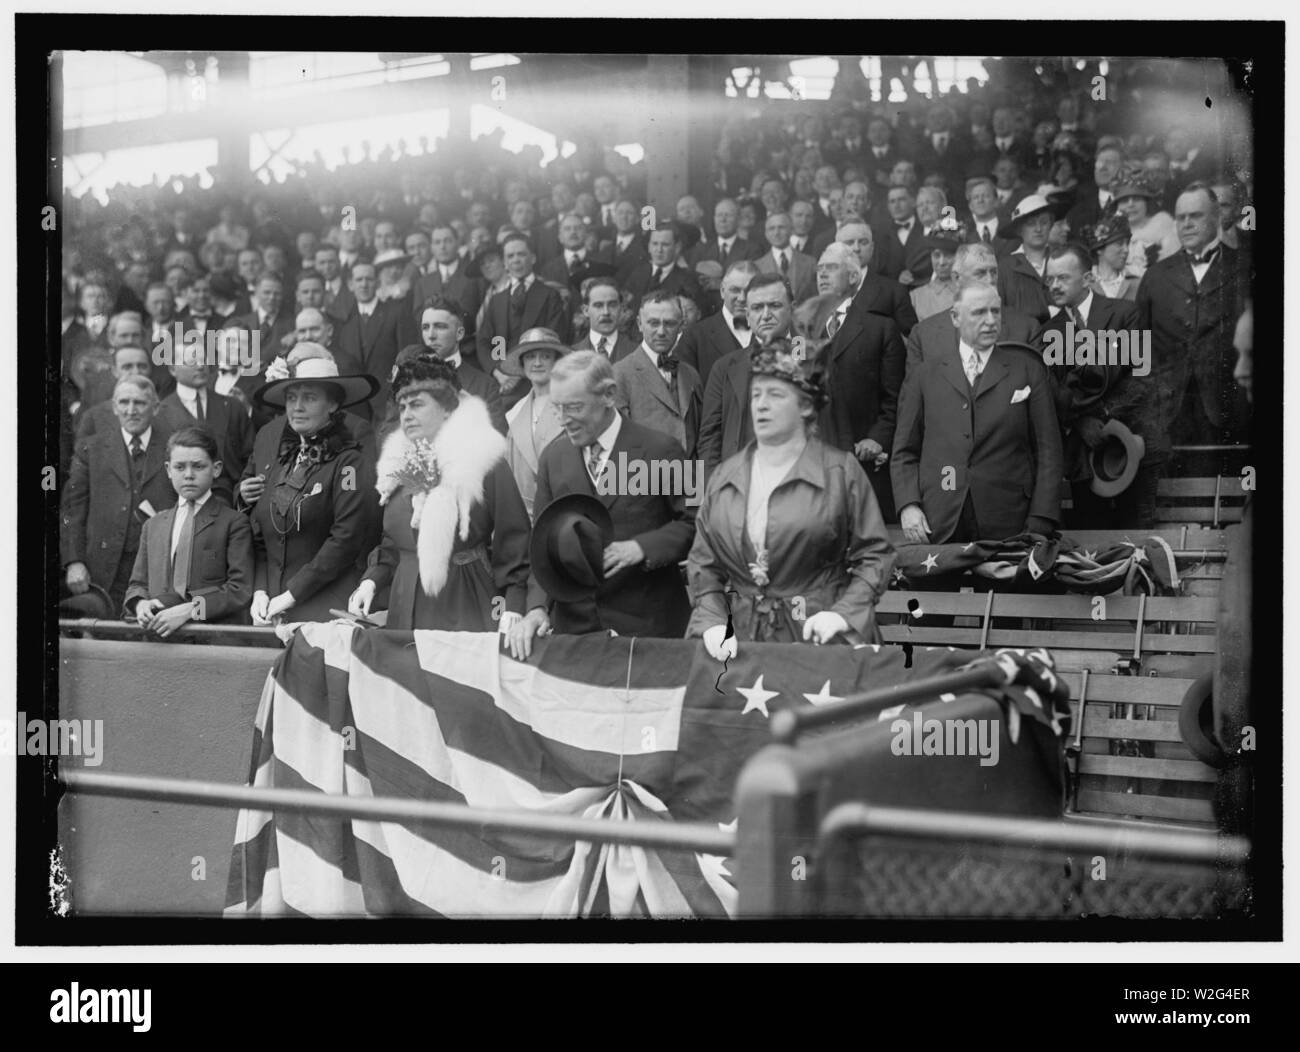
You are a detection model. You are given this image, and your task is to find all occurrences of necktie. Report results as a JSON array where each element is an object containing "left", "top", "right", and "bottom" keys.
[
  {"left": 719, "top": 240, "right": 729, "bottom": 258},
  {"left": 129, "top": 436, "right": 145, "bottom": 488},
  {"left": 982, "top": 225, "right": 992, "bottom": 244},
  {"left": 586, "top": 441, "right": 604, "bottom": 484},
  {"left": 597, "top": 336, "right": 609, "bottom": 356},
  {"left": 965, "top": 351, "right": 981, "bottom": 389},
  {"left": 779, "top": 251, "right": 789, "bottom": 274},
  {"left": 651, "top": 267, "right": 664, "bottom": 288},
  {"left": 827, "top": 311, "right": 843, "bottom": 338},
  {"left": 1069, "top": 305, "right": 1085, "bottom": 329},
  {"left": 510, "top": 282, "right": 527, "bottom": 313},
  {"left": 194, "top": 390, "right": 205, "bottom": 422},
  {"left": 733, "top": 316, "right": 748, "bottom": 331},
  {"left": 171, "top": 500, "right": 194, "bottom": 597}
]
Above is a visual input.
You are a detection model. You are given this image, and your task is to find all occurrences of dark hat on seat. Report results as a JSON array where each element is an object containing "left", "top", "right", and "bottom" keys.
[{"left": 530, "top": 493, "right": 615, "bottom": 602}]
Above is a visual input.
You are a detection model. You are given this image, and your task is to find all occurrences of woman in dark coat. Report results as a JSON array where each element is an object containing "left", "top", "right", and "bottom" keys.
[
  {"left": 347, "top": 354, "right": 530, "bottom": 631},
  {"left": 245, "top": 355, "right": 380, "bottom": 625},
  {"left": 686, "top": 338, "right": 895, "bottom": 659}
]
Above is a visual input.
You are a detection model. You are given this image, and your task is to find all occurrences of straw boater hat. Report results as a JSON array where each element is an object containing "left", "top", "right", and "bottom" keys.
[
  {"left": 502, "top": 326, "right": 570, "bottom": 378},
  {"left": 1005, "top": 193, "right": 1058, "bottom": 229},
  {"left": 253, "top": 343, "right": 378, "bottom": 410}
]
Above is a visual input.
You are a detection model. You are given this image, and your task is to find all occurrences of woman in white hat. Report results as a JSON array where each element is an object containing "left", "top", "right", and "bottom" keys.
[
  {"left": 501, "top": 327, "right": 568, "bottom": 521},
  {"left": 246, "top": 353, "right": 380, "bottom": 625},
  {"left": 347, "top": 354, "right": 531, "bottom": 631}
]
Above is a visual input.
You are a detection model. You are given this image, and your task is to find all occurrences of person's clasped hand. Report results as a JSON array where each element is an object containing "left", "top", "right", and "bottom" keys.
[{"left": 802, "top": 610, "right": 849, "bottom": 645}]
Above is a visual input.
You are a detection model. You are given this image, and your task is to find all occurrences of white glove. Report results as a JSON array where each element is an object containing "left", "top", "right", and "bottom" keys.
[
  {"left": 702, "top": 623, "right": 739, "bottom": 662},
  {"left": 250, "top": 589, "right": 272, "bottom": 625},
  {"left": 497, "top": 610, "right": 522, "bottom": 635},
  {"left": 348, "top": 579, "right": 376, "bottom": 618},
  {"left": 802, "top": 610, "right": 849, "bottom": 645}
]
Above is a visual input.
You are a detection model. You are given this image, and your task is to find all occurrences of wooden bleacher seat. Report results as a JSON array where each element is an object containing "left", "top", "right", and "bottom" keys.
[
  {"left": 1061, "top": 670, "right": 1219, "bottom": 828},
  {"left": 1156, "top": 476, "right": 1248, "bottom": 527},
  {"left": 877, "top": 591, "right": 1217, "bottom": 676}
]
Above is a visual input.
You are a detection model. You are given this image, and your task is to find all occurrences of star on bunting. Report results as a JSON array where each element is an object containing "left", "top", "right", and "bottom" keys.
[
  {"left": 802, "top": 680, "right": 844, "bottom": 706},
  {"left": 737, "top": 674, "right": 780, "bottom": 718}
]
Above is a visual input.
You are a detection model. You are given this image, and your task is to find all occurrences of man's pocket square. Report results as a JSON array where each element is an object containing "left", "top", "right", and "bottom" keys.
[{"left": 1010, "top": 386, "right": 1031, "bottom": 404}]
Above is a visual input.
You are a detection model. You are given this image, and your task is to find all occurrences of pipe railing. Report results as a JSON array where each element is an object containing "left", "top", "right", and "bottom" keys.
[
  {"left": 59, "top": 618, "right": 283, "bottom": 645},
  {"left": 60, "top": 769, "right": 736, "bottom": 855}
]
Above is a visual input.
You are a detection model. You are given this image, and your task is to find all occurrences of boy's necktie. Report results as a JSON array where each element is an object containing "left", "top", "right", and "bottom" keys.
[{"left": 172, "top": 500, "right": 195, "bottom": 597}]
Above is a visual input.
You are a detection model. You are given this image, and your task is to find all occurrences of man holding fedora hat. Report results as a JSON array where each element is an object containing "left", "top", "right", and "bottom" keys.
[
  {"left": 1038, "top": 243, "right": 1156, "bottom": 528},
  {"left": 506, "top": 349, "right": 696, "bottom": 659}
]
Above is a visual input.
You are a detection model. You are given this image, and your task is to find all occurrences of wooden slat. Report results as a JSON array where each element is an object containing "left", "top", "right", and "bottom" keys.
[
  {"left": 1158, "top": 478, "right": 1226, "bottom": 497},
  {"left": 1078, "top": 755, "right": 1218, "bottom": 783},
  {"left": 1061, "top": 674, "right": 1195, "bottom": 704},
  {"left": 983, "top": 629, "right": 1216, "bottom": 653},
  {"left": 878, "top": 591, "right": 1216, "bottom": 622},
  {"left": 1156, "top": 507, "right": 1244, "bottom": 524},
  {"left": 1074, "top": 789, "right": 1216, "bottom": 824},
  {"left": 1082, "top": 715, "right": 1183, "bottom": 742},
  {"left": 1049, "top": 650, "right": 1123, "bottom": 673},
  {"left": 1067, "top": 528, "right": 1227, "bottom": 550}
]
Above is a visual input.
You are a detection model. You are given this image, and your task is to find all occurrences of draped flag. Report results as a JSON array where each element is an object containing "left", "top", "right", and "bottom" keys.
[
  {"left": 225, "top": 623, "right": 1064, "bottom": 918},
  {"left": 892, "top": 533, "right": 1181, "bottom": 595}
]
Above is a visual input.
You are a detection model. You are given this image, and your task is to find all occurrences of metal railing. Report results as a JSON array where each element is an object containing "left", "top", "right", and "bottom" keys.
[{"left": 60, "top": 769, "right": 735, "bottom": 855}]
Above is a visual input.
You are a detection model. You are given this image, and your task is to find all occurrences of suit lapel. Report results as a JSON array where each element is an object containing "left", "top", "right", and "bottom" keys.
[
  {"left": 193, "top": 495, "right": 220, "bottom": 538},
  {"left": 140, "top": 435, "right": 168, "bottom": 485},
  {"left": 728, "top": 352, "right": 750, "bottom": 410},
  {"left": 110, "top": 435, "right": 132, "bottom": 486},
  {"left": 974, "top": 352, "right": 1011, "bottom": 400},
  {"left": 942, "top": 334, "right": 971, "bottom": 399},
  {"left": 831, "top": 309, "right": 863, "bottom": 361},
  {"left": 637, "top": 354, "right": 678, "bottom": 414},
  {"left": 151, "top": 507, "right": 175, "bottom": 586}
]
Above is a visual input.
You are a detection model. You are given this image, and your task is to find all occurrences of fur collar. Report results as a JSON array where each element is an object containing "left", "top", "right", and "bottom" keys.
[{"left": 375, "top": 394, "right": 506, "bottom": 597}]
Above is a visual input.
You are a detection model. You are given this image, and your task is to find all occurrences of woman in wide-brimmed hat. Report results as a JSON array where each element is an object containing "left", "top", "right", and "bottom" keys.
[
  {"left": 686, "top": 337, "right": 895, "bottom": 659},
  {"left": 1113, "top": 172, "right": 1180, "bottom": 276},
  {"left": 245, "top": 350, "right": 379, "bottom": 625},
  {"left": 347, "top": 354, "right": 531, "bottom": 631},
  {"left": 500, "top": 327, "right": 569, "bottom": 521},
  {"left": 1081, "top": 214, "right": 1141, "bottom": 301}
]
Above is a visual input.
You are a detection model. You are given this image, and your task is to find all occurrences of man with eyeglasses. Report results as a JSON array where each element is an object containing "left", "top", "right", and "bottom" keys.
[
  {"left": 699, "top": 273, "right": 793, "bottom": 473},
  {"left": 506, "top": 349, "right": 696, "bottom": 658}
]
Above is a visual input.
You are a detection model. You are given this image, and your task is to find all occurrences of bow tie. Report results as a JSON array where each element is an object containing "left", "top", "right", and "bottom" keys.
[
  {"left": 1190, "top": 247, "right": 1218, "bottom": 265},
  {"left": 656, "top": 352, "right": 678, "bottom": 374},
  {"left": 896, "top": 220, "right": 912, "bottom": 228},
  {"left": 732, "top": 317, "right": 749, "bottom": 331}
]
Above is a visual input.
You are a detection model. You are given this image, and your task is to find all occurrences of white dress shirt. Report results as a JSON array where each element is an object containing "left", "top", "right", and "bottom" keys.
[
  {"left": 1189, "top": 236, "right": 1222, "bottom": 284},
  {"left": 641, "top": 343, "right": 675, "bottom": 386},
  {"left": 357, "top": 297, "right": 376, "bottom": 319},
  {"left": 975, "top": 215, "right": 1000, "bottom": 241},
  {"left": 171, "top": 490, "right": 213, "bottom": 557},
  {"left": 958, "top": 338, "right": 993, "bottom": 384},
  {"left": 173, "top": 381, "right": 209, "bottom": 421},
  {"left": 896, "top": 217, "right": 915, "bottom": 244},
  {"left": 439, "top": 261, "right": 459, "bottom": 283},
  {"left": 722, "top": 307, "right": 752, "bottom": 348},
  {"left": 122, "top": 426, "right": 152, "bottom": 454},
  {"left": 587, "top": 411, "right": 622, "bottom": 482}
]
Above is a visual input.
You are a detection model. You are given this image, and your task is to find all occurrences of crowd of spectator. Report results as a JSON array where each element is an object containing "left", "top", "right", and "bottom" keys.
[{"left": 57, "top": 56, "right": 1256, "bottom": 652}]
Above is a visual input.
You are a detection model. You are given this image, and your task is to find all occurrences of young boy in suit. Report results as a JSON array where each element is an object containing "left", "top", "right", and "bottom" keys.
[{"left": 124, "top": 426, "right": 255, "bottom": 635}]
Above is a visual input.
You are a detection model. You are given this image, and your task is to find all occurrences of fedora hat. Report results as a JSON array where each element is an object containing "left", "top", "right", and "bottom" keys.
[
  {"left": 254, "top": 352, "right": 379, "bottom": 410},
  {"left": 502, "top": 326, "right": 570, "bottom": 378},
  {"left": 1090, "top": 418, "right": 1146, "bottom": 498},
  {"left": 59, "top": 584, "right": 115, "bottom": 620},
  {"left": 530, "top": 493, "right": 615, "bottom": 602}
]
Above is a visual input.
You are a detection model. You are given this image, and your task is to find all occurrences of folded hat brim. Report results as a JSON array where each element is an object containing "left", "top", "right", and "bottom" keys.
[{"left": 502, "top": 340, "right": 570, "bottom": 377}]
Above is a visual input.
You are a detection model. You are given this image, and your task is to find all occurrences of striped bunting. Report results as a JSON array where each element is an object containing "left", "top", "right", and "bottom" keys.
[{"left": 225, "top": 624, "right": 1005, "bottom": 918}]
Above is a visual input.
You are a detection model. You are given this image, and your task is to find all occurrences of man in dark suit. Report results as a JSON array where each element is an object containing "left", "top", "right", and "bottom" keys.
[
  {"left": 1135, "top": 182, "right": 1250, "bottom": 453},
  {"left": 836, "top": 220, "right": 920, "bottom": 336},
  {"left": 822, "top": 112, "right": 868, "bottom": 174},
  {"left": 1038, "top": 244, "right": 1154, "bottom": 528},
  {"left": 904, "top": 242, "right": 1041, "bottom": 374},
  {"left": 677, "top": 260, "right": 757, "bottom": 387},
  {"left": 508, "top": 350, "right": 697, "bottom": 652},
  {"left": 964, "top": 176, "right": 1018, "bottom": 255},
  {"left": 61, "top": 376, "right": 178, "bottom": 610},
  {"left": 144, "top": 282, "right": 182, "bottom": 400},
  {"left": 755, "top": 213, "right": 816, "bottom": 304},
  {"left": 892, "top": 281, "right": 1063, "bottom": 545},
  {"left": 594, "top": 198, "right": 648, "bottom": 284},
  {"left": 861, "top": 116, "right": 902, "bottom": 193},
  {"left": 622, "top": 222, "right": 704, "bottom": 317},
  {"left": 988, "top": 106, "right": 1035, "bottom": 173},
  {"left": 872, "top": 185, "right": 930, "bottom": 286},
  {"left": 415, "top": 299, "right": 507, "bottom": 435},
  {"left": 477, "top": 234, "right": 570, "bottom": 406},
  {"left": 410, "top": 225, "right": 485, "bottom": 356},
  {"left": 331, "top": 261, "right": 411, "bottom": 420},
  {"left": 699, "top": 273, "right": 793, "bottom": 472},
  {"left": 539, "top": 212, "right": 604, "bottom": 289},
  {"left": 174, "top": 274, "right": 222, "bottom": 342},
  {"left": 814, "top": 243, "right": 905, "bottom": 521},
  {"left": 156, "top": 339, "right": 254, "bottom": 507},
  {"left": 573, "top": 278, "right": 638, "bottom": 363},
  {"left": 688, "top": 198, "right": 763, "bottom": 271},
  {"left": 612, "top": 291, "right": 703, "bottom": 458},
  {"left": 315, "top": 244, "right": 348, "bottom": 315},
  {"left": 1065, "top": 144, "right": 1124, "bottom": 239},
  {"left": 227, "top": 273, "right": 296, "bottom": 419}
]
